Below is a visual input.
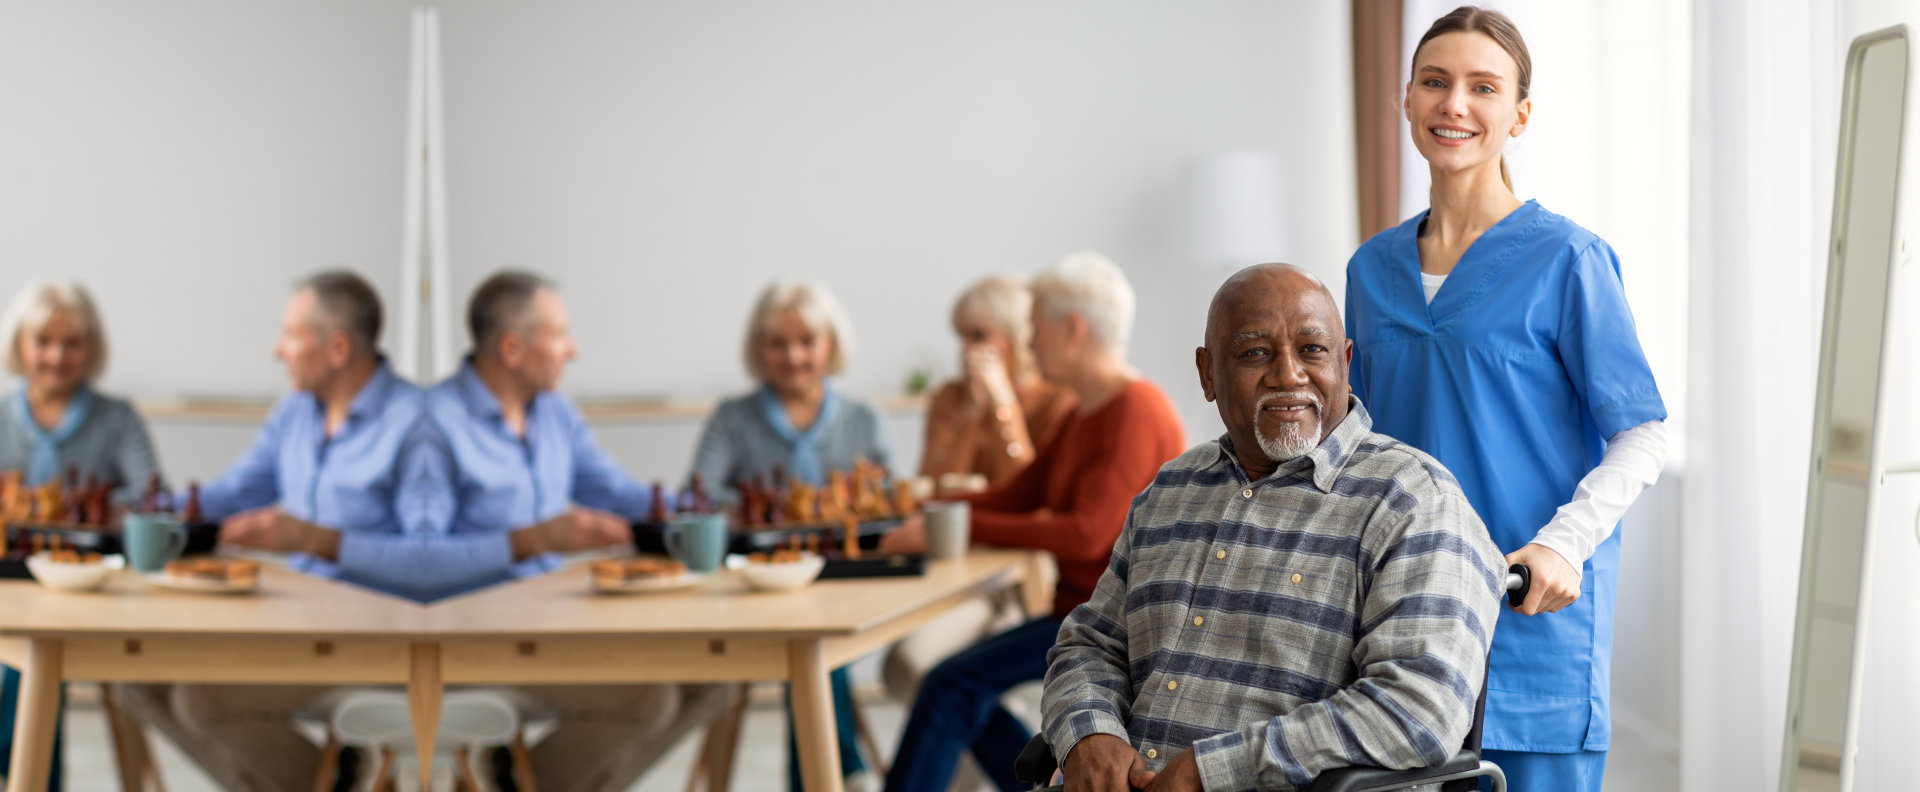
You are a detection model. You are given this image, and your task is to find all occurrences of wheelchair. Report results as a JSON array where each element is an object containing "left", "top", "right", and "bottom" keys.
[{"left": 1011, "top": 564, "right": 1530, "bottom": 791}]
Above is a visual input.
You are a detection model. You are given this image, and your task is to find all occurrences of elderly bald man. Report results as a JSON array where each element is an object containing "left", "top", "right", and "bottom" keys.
[{"left": 1041, "top": 264, "right": 1505, "bottom": 792}]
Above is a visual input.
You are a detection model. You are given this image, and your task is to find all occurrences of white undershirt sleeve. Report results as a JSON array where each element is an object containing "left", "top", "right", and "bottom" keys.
[{"left": 1529, "top": 420, "right": 1669, "bottom": 573}]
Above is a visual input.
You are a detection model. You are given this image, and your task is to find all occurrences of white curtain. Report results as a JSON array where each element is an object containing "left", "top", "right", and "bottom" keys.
[{"left": 1687, "top": 0, "right": 1919, "bottom": 790}]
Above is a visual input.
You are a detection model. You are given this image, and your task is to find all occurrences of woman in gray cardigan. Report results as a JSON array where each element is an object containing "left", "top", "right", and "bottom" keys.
[
  {"left": 0, "top": 281, "right": 161, "bottom": 499},
  {"left": 688, "top": 280, "right": 889, "bottom": 791},
  {"left": 689, "top": 279, "right": 890, "bottom": 501},
  {"left": 0, "top": 280, "right": 162, "bottom": 792}
]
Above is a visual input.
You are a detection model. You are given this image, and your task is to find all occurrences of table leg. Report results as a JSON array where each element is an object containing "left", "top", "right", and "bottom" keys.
[
  {"left": 1021, "top": 551, "right": 1053, "bottom": 619},
  {"left": 787, "top": 639, "right": 844, "bottom": 792},
  {"left": 6, "top": 639, "right": 62, "bottom": 792},
  {"left": 101, "top": 684, "right": 153, "bottom": 792},
  {"left": 408, "top": 642, "right": 442, "bottom": 788}
]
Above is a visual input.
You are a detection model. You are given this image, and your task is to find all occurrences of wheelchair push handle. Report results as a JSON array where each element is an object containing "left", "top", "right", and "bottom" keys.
[{"left": 1504, "top": 563, "right": 1531, "bottom": 608}]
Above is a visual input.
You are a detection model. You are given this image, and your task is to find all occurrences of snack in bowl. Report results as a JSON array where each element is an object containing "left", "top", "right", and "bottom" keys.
[
  {"left": 591, "top": 557, "right": 687, "bottom": 586},
  {"left": 163, "top": 558, "right": 261, "bottom": 589},
  {"left": 24, "top": 551, "right": 123, "bottom": 591},
  {"left": 740, "top": 550, "right": 825, "bottom": 592}
]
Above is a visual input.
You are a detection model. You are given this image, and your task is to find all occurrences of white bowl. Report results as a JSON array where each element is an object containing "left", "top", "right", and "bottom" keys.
[
  {"left": 25, "top": 553, "right": 124, "bottom": 592},
  {"left": 740, "top": 553, "right": 826, "bottom": 592}
]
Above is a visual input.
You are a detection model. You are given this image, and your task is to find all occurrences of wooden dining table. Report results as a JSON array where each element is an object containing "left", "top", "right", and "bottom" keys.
[
  {"left": 0, "top": 547, "right": 1052, "bottom": 792},
  {"left": 422, "top": 547, "right": 1052, "bottom": 792},
  {"left": 0, "top": 564, "right": 429, "bottom": 792}
]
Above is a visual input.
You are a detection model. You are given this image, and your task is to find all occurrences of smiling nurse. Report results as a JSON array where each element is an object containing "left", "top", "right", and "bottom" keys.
[{"left": 1344, "top": 7, "right": 1669, "bottom": 791}]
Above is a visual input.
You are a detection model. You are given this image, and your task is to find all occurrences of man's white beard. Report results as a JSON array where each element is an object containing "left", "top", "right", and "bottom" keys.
[{"left": 1254, "top": 391, "right": 1320, "bottom": 462}]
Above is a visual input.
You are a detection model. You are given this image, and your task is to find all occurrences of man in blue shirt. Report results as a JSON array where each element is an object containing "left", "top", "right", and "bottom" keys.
[
  {"left": 412, "top": 270, "right": 726, "bottom": 791},
  {"left": 118, "top": 271, "right": 442, "bottom": 791}
]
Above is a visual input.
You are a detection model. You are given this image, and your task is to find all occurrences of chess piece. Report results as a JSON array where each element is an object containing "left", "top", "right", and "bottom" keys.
[
  {"left": 182, "top": 483, "right": 202, "bottom": 524},
  {"left": 1, "top": 471, "right": 25, "bottom": 521},
  {"left": 141, "top": 474, "right": 162, "bottom": 514},
  {"left": 81, "top": 476, "right": 104, "bottom": 526},
  {"left": 739, "top": 483, "right": 762, "bottom": 527},
  {"left": 689, "top": 473, "right": 711, "bottom": 514},
  {"left": 893, "top": 481, "right": 917, "bottom": 518},
  {"left": 821, "top": 472, "right": 850, "bottom": 522},
  {"left": 842, "top": 517, "right": 860, "bottom": 560},
  {"left": 649, "top": 482, "right": 670, "bottom": 524},
  {"left": 786, "top": 482, "right": 816, "bottom": 524},
  {"left": 37, "top": 481, "right": 63, "bottom": 524}
]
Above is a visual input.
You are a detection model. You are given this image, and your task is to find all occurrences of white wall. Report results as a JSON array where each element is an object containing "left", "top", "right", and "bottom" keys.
[
  {"left": 0, "top": 2, "right": 410, "bottom": 399},
  {"left": 1, "top": 2, "right": 1358, "bottom": 485},
  {"left": 433, "top": 0, "right": 1358, "bottom": 453}
]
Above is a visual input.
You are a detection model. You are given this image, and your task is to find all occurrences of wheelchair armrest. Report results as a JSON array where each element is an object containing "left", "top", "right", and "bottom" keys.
[
  {"left": 1015, "top": 733, "right": 1060, "bottom": 784},
  {"left": 1307, "top": 749, "right": 1485, "bottom": 792}
]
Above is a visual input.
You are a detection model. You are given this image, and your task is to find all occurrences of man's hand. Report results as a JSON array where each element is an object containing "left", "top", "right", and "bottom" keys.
[
  {"left": 877, "top": 513, "right": 927, "bottom": 555},
  {"left": 220, "top": 510, "right": 343, "bottom": 558},
  {"left": 1141, "top": 749, "right": 1201, "bottom": 792},
  {"left": 1063, "top": 734, "right": 1154, "bottom": 792},
  {"left": 554, "top": 507, "right": 634, "bottom": 553},
  {"left": 1506, "top": 542, "right": 1581, "bottom": 615},
  {"left": 218, "top": 508, "right": 290, "bottom": 551}
]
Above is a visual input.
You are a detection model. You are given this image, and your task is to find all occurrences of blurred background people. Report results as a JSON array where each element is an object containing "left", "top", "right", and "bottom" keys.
[
  {"left": 0, "top": 280, "right": 160, "bottom": 792},
  {"left": 0, "top": 280, "right": 160, "bottom": 499},
  {"left": 688, "top": 279, "right": 889, "bottom": 791},
  {"left": 879, "top": 252, "right": 1185, "bottom": 792},
  {"left": 423, "top": 270, "right": 728, "bottom": 792},
  {"left": 918, "top": 274, "right": 1074, "bottom": 493}
]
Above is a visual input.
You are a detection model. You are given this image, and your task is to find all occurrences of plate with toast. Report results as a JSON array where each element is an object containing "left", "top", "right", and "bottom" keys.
[
  {"left": 147, "top": 558, "right": 261, "bottom": 594},
  {"left": 589, "top": 557, "right": 705, "bottom": 594}
]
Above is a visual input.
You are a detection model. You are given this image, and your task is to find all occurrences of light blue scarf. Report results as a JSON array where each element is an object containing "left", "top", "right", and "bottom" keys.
[
  {"left": 9, "top": 386, "right": 94, "bottom": 486},
  {"left": 756, "top": 382, "right": 840, "bottom": 486}
]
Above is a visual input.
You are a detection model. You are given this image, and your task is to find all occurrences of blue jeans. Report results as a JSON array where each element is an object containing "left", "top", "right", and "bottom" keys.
[
  {"left": 1480, "top": 748, "right": 1606, "bottom": 792},
  {"left": 883, "top": 617, "right": 1064, "bottom": 792},
  {"left": 785, "top": 667, "right": 867, "bottom": 791},
  {"left": 0, "top": 665, "right": 63, "bottom": 792}
]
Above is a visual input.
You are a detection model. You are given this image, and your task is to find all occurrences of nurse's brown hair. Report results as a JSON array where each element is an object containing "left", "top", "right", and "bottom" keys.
[{"left": 1411, "top": 6, "right": 1531, "bottom": 192}]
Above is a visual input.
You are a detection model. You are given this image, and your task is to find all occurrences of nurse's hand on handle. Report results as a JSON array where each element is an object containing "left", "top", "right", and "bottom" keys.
[{"left": 1505, "top": 542, "right": 1580, "bottom": 615}]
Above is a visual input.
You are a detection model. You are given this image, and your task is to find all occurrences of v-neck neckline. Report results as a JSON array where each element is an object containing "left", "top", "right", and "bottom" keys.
[{"left": 1400, "top": 200, "right": 1541, "bottom": 328}]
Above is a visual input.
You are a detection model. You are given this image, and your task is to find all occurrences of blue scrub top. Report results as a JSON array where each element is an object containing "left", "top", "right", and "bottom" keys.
[{"left": 1345, "top": 200, "right": 1666, "bottom": 753}]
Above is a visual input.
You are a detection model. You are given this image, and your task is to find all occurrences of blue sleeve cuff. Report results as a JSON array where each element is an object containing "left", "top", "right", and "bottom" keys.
[
  {"left": 511, "top": 553, "right": 562, "bottom": 578},
  {"left": 287, "top": 553, "right": 342, "bottom": 580}
]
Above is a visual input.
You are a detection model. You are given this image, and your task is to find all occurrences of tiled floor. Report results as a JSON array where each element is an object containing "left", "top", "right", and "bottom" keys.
[{"left": 56, "top": 681, "right": 1677, "bottom": 792}]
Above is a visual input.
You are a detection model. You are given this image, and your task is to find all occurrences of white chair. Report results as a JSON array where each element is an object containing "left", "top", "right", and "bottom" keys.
[{"left": 311, "top": 689, "right": 548, "bottom": 792}]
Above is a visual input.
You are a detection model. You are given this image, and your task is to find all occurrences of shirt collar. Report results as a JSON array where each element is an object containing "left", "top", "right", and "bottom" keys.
[
  {"left": 452, "top": 358, "right": 508, "bottom": 423},
  {"left": 1212, "top": 396, "right": 1373, "bottom": 494},
  {"left": 342, "top": 359, "right": 398, "bottom": 421}
]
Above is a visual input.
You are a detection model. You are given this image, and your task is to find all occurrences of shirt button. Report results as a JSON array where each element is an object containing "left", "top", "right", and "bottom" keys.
[
  {"left": 1242, "top": 488, "right": 1253, "bottom": 498},
  {"left": 1147, "top": 748, "right": 1158, "bottom": 760},
  {"left": 1291, "top": 573, "right": 1303, "bottom": 583},
  {"left": 1193, "top": 616, "right": 1204, "bottom": 626},
  {"left": 1216, "top": 549, "right": 1226, "bottom": 560},
  {"left": 1167, "top": 680, "right": 1178, "bottom": 691}
]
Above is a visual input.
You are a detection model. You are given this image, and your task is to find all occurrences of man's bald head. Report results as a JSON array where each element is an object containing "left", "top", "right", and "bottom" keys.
[
  {"left": 1195, "top": 262, "right": 1353, "bottom": 479},
  {"left": 1205, "top": 263, "right": 1340, "bottom": 346}
]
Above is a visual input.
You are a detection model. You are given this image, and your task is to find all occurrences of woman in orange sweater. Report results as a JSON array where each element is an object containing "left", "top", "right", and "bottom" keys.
[{"left": 881, "top": 252, "right": 1185, "bottom": 792}]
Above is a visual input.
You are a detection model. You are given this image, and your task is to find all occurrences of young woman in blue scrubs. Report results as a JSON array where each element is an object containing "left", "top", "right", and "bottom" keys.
[{"left": 1345, "top": 8, "right": 1669, "bottom": 791}]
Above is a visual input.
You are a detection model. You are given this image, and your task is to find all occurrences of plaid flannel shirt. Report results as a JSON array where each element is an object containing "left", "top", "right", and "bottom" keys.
[{"left": 1042, "top": 398, "right": 1505, "bottom": 791}]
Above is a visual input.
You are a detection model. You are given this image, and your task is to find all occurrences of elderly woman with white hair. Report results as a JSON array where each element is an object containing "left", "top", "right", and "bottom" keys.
[
  {"left": 919, "top": 275, "right": 1076, "bottom": 491},
  {"left": 0, "top": 281, "right": 162, "bottom": 792},
  {"left": 687, "top": 279, "right": 890, "bottom": 791},
  {"left": 1, "top": 281, "right": 161, "bottom": 498},
  {"left": 878, "top": 252, "right": 1185, "bottom": 792}
]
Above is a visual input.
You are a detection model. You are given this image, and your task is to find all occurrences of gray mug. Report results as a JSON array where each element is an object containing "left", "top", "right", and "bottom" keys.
[
  {"left": 923, "top": 501, "right": 971, "bottom": 560},
  {"left": 122, "top": 512, "right": 187, "bottom": 573},
  {"left": 666, "top": 513, "right": 729, "bottom": 573}
]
